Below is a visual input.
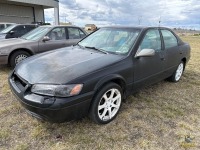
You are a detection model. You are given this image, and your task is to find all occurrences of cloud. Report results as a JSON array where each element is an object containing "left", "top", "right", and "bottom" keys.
[{"left": 44, "top": 0, "right": 200, "bottom": 29}]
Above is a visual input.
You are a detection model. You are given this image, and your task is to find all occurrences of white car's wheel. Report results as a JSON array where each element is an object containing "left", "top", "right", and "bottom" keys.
[{"left": 89, "top": 83, "right": 122, "bottom": 124}]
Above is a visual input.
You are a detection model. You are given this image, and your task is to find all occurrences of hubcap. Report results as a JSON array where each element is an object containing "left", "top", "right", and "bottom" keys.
[
  {"left": 15, "top": 54, "right": 28, "bottom": 65},
  {"left": 98, "top": 88, "right": 121, "bottom": 121},
  {"left": 175, "top": 63, "right": 184, "bottom": 81}
]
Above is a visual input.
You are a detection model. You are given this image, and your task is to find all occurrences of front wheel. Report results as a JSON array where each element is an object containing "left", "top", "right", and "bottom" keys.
[
  {"left": 10, "top": 50, "right": 30, "bottom": 67},
  {"left": 89, "top": 83, "right": 122, "bottom": 124},
  {"left": 168, "top": 61, "right": 185, "bottom": 82}
]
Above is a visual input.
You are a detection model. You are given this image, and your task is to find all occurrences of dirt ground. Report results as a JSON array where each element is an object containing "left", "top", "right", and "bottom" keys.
[{"left": 0, "top": 36, "right": 200, "bottom": 150}]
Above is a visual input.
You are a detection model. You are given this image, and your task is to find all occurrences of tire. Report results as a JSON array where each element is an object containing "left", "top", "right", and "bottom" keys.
[
  {"left": 89, "top": 82, "right": 123, "bottom": 124},
  {"left": 168, "top": 61, "right": 185, "bottom": 82},
  {"left": 10, "top": 50, "right": 30, "bottom": 67}
]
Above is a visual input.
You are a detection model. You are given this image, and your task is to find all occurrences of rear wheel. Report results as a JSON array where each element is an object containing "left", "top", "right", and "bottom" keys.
[
  {"left": 89, "top": 83, "right": 122, "bottom": 124},
  {"left": 168, "top": 61, "right": 185, "bottom": 82},
  {"left": 10, "top": 50, "right": 30, "bottom": 67}
]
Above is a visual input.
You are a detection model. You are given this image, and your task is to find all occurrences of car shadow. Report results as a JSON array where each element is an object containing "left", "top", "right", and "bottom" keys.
[{"left": 0, "top": 65, "right": 12, "bottom": 70}]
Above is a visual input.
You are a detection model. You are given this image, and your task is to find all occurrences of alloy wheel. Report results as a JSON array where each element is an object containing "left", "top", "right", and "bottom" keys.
[
  {"left": 98, "top": 88, "right": 122, "bottom": 121},
  {"left": 175, "top": 63, "right": 184, "bottom": 81}
]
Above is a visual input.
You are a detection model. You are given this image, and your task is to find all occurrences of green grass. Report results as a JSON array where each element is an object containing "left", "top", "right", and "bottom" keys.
[{"left": 0, "top": 36, "right": 200, "bottom": 149}]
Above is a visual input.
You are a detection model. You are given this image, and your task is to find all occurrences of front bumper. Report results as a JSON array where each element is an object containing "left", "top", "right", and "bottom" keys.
[
  {"left": 9, "top": 72, "right": 94, "bottom": 123},
  {"left": 0, "top": 55, "right": 8, "bottom": 65}
]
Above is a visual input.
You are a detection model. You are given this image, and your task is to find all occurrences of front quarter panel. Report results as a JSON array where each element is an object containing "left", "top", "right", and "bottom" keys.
[
  {"left": 0, "top": 40, "right": 38, "bottom": 56},
  {"left": 69, "top": 57, "right": 134, "bottom": 96}
]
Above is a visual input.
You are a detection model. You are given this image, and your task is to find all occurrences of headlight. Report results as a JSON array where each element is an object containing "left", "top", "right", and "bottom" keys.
[{"left": 31, "top": 84, "right": 83, "bottom": 97}]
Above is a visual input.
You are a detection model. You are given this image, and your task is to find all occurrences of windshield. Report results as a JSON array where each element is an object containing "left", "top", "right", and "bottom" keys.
[
  {"left": 78, "top": 28, "right": 140, "bottom": 54},
  {"left": 1, "top": 24, "right": 16, "bottom": 34},
  {"left": 21, "top": 27, "right": 51, "bottom": 41}
]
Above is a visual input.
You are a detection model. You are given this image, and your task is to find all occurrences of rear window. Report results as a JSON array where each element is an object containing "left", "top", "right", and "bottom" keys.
[{"left": 161, "top": 30, "right": 178, "bottom": 49}]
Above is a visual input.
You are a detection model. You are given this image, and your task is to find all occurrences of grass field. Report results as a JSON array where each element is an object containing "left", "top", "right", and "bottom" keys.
[{"left": 0, "top": 36, "right": 200, "bottom": 150}]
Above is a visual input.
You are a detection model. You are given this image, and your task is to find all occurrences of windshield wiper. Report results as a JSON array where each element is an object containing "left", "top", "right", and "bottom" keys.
[
  {"left": 76, "top": 43, "right": 84, "bottom": 48},
  {"left": 85, "top": 46, "right": 108, "bottom": 54}
]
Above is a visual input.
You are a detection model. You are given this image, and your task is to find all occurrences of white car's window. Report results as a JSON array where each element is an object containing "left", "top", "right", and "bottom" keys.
[
  {"left": 0, "top": 24, "right": 4, "bottom": 31},
  {"left": 6, "top": 24, "right": 13, "bottom": 27},
  {"left": 1, "top": 24, "right": 16, "bottom": 33},
  {"left": 161, "top": 30, "right": 178, "bottom": 49}
]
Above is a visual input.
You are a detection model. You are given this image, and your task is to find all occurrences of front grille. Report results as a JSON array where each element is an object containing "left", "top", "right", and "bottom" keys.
[{"left": 12, "top": 73, "right": 28, "bottom": 91}]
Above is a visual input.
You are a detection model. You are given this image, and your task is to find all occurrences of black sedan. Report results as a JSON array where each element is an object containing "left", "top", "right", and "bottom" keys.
[
  {"left": 0, "top": 24, "right": 37, "bottom": 40},
  {"left": 9, "top": 26, "right": 190, "bottom": 124}
]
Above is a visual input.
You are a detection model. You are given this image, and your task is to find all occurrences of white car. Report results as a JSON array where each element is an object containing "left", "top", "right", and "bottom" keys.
[{"left": 0, "top": 22, "right": 15, "bottom": 32}]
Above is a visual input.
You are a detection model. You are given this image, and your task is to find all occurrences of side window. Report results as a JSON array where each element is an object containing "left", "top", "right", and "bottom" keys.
[
  {"left": 79, "top": 29, "right": 86, "bottom": 38},
  {"left": 68, "top": 28, "right": 81, "bottom": 39},
  {"left": 47, "top": 27, "right": 66, "bottom": 40},
  {"left": 139, "top": 29, "right": 161, "bottom": 51},
  {"left": 161, "top": 30, "right": 178, "bottom": 49},
  {"left": 12, "top": 26, "right": 27, "bottom": 35},
  {"left": 25, "top": 26, "right": 36, "bottom": 33}
]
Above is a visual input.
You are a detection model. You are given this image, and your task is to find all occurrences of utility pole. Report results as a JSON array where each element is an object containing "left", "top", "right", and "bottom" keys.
[
  {"left": 138, "top": 16, "right": 142, "bottom": 25},
  {"left": 158, "top": 16, "right": 161, "bottom": 27}
]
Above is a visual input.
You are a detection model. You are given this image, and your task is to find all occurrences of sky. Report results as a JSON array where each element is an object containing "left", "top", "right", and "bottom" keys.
[{"left": 44, "top": 0, "right": 200, "bottom": 29}]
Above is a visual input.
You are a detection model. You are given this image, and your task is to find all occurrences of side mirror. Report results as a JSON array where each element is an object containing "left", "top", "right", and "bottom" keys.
[
  {"left": 135, "top": 49, "right": 155, "bottom": 58},
  {"left": 43, "top": 36, "right": 50, "bottom": 42},
  {"left": 9, "top": 31, "right": 15, "bottom": 35}
]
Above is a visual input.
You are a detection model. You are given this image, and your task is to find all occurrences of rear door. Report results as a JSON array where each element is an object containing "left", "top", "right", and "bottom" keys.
[
  {"left": 160, "top": 29, "right": 180, "bottom": 76},
  {"left": 66, "top": 27, "right": 87, "bottom": 46},
  {"left": 133, "top": 29, "right": 166, "bottom": 88},
  {"left": 38, "top": 27, "right": 67, "bottom": 53}
]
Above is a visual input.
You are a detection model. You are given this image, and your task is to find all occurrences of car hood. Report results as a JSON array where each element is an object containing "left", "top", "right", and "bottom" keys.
[
  {"left": 15, "top": 47, "right": 124, "bottom": 84},
  {"left": 0, "top": 38, "right": 33, "bottom": 48}
]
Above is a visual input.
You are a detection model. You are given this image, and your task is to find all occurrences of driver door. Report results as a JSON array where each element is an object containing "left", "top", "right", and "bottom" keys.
[{"left": 133, "top": 29, "right": 166, "bottom": 89}]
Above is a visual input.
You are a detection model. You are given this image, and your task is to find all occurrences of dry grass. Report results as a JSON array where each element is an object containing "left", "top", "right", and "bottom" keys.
[{"left": 0, "top": 36, "right": 200, "bottom": 150}]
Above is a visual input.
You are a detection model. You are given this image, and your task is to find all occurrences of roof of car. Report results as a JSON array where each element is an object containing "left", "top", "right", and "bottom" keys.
[
  {"left": 102, "top": 26, "right": 171, "bottom": 30},
  {"left": 40, "top": 25, "right": 80, "bottom": 28},
  {"left": 15, "top": 24, "right": 37, "bottom": 26}
]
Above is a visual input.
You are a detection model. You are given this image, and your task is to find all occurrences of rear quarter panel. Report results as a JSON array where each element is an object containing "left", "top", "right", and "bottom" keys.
[{"left": 180, "top": 42, "right": 191, "bottom": 63}]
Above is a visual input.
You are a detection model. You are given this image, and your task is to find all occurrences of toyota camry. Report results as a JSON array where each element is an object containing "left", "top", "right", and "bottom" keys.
[{"left": 9, "top": 26, "right": 190, "bottom": 124}]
